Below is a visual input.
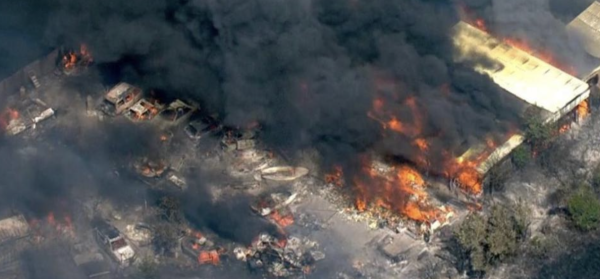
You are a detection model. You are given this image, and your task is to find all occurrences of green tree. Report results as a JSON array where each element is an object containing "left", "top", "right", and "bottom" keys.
[
  {"left": 453, "top": 204, "right": 530, "bottom": 274},
  {"left": 511, "top": 145, "right": 531, "bottom": 169},
  {"left": 523, "top": 110, "right": 553, "bottom": 150},
  {"left": 567, "top": 187, "right": 600, "bottom": 231},
  {"left": 486, "top": 206, "right": 518, "bottom": 261}
]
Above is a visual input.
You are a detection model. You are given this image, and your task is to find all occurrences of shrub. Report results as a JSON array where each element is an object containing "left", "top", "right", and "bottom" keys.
[
  {"left": 567, "top": 187, "right": 600, "bottom": 231},
  {"left": 511, "top": 145, "right": 531, "bottom": 169}
]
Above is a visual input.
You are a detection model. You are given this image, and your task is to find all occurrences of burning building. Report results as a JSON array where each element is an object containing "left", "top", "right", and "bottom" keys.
[{"left": 452, "top": 21, "right": 591, "bottom": 177}]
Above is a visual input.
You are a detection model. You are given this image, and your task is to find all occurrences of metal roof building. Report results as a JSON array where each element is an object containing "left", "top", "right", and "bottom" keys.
[
  {"left": 452, "top": 21, "right": 591, "bottom": 174},
  {"left": 567, "top": 1, "right": 600, "bottom": 59}
]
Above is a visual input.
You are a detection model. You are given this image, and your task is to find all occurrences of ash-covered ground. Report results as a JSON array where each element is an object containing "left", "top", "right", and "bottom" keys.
[{"left": 0, "top": 68, "right": 454, "bottom": 279}]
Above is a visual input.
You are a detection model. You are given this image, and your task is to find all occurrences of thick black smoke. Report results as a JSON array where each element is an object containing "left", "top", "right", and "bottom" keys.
[
  {"left": 34, "top": 0, "right": 525, "bottom": 171},
  {"left": 182, "top": 182, "right": 280, "bottom": 244}
]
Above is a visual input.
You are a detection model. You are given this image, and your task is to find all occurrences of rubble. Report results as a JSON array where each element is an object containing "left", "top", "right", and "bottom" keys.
[
  {"left": 252, "top": 192, "right": 297, "bottom": 228},
  {"left": 236, "top": 233, "right": 323, "bottom": 277},
  {"left": 133, "top": 158, "right": 169, "bottom": 178},
  {"left": 60, "top": 44, "right": 93, "bottom": 76},
  {"left": 1, "top": 98, "right": 55, "bottom": 136},
  {"left": 221, "top": 127, "right": 260, "bottom": 151},
  {"left": 166, "top": 172, "right": 187, "bottom": 190},
  {"left": 125, "top": 223, "right": 153, "bottom": 246},
  {"left": 181, "top": 233, "right": 225, "bottom": 266}
]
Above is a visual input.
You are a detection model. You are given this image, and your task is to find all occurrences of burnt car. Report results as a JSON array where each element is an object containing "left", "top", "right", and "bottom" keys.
[
  {"left": 158, "top": 99, "right": 197, "bottom": 128},
  {"left": 184, "top": 114, "right": 223, "bottom": 141},
  {"left": 98, "top": 82, "right": 142, "bottom": 116},
  {"left": 93, "top": 219, "right": 135, "bottom": 266}
]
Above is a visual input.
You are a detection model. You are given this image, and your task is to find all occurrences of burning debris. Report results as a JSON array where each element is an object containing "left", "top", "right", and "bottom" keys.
[
  {"left": 60, "top": 44, "right": 94, "bottom": 75},
  {"left": 124, "top": 98, "right": 165, "bottom": 122},
  {"left": 133, "top": 157, "right": 169, "bottom": 178},
  {"left": 234, "top": 233, "right": 323, "bottom": 277},
  {"left": 181, "top": 232, "right": 225, "bottom": 266},
  {"left": 252, "top": 192, "right": 298, "bottom": 228},
  {"left": 0, "top": 98, "right": 55, "bottom": 136}
]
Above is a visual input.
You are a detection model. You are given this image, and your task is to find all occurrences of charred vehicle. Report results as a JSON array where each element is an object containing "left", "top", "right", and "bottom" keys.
[
  {"left": 124, "top": 98, "right": 165, "bottom": 122},
  {"left": 184, "top": 113, "right": 223, "bottom": 142},
  {"left": 158, "top": 99, "right": 197, "bottom": 128},
  {"left": 98, "top": 82, "right": 142, "bottom": 116},
  {"left": 93, "top": 219, "right": 136, "bottom": 266}
]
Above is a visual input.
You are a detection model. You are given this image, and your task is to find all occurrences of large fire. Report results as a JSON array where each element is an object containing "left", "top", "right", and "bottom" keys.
[
  {"left": 351, "top": 161, "right": 441, "bottom": 223},
  {"left": 62, "top": 44, "right": 94, "bottom": 71}
]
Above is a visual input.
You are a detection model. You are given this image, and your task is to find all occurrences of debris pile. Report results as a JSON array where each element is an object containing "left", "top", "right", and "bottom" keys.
[
  {"left": 235, "top": 233, "right": 324, "bottom": 277},
  {"left": 181, "top": 232, "right": 226, "bottom": 266},
  {"left": 133, "top": 158, "right": 169, "bottom": 178},
  {"left": 0, "top": 98, "right": 55, "bottom": 136},
  {"left": 252, "top": 192, "right": 298, "bottom": 228},
  {"left": 60, "top": 44, "right": 94, "bottom": 75}
]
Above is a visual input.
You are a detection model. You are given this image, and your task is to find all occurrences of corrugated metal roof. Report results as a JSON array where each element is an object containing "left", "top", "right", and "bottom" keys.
[
  {"left": 567, "top": 1, "right": 600, "bottom": 58},
  {"left": 477, "top": 134, "right": 525, "bottom": 175},
  {"left": 453, "top": 21, "right": 589, "bottom": 114}
]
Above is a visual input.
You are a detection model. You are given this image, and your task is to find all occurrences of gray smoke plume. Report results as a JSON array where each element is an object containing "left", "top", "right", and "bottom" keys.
[{"left": 461, "top": 0, "right": 600, "bottom": 74}]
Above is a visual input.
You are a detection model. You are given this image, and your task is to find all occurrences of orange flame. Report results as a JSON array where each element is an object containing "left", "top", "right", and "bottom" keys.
[
  {"left": 62, "top": 44, "right": 94, "bottom": 70},
  {"left": 269, "top": 211, "right": 294, "bottom": 228},
  {"left": 351, "top": 161, "right": 439, "bottom": 222},
  {"left": 198, "top": 250, "right": 220, "bottom": 265},
  {"left": 577, "top": 99, "right": 589, "bottom": 120},
  {"left": 325, "top": 165, "right": 344, "bottom": 186},
  {"left": 0, "top": 108, "right": 19, "bottom": 131}
]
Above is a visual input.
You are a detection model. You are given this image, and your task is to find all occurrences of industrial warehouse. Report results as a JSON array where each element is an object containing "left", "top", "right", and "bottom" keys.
[{"left": 2, "top": 1, "right": 600, "bottom": 279}]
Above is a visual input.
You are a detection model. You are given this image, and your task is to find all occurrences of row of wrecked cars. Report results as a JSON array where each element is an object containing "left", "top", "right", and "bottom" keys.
[
  {"left": 95, "top": 82, "right": 264, "bottom": 148},
  {"left": 97, "top": 82, "right": 311, "bottom": 189}
]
